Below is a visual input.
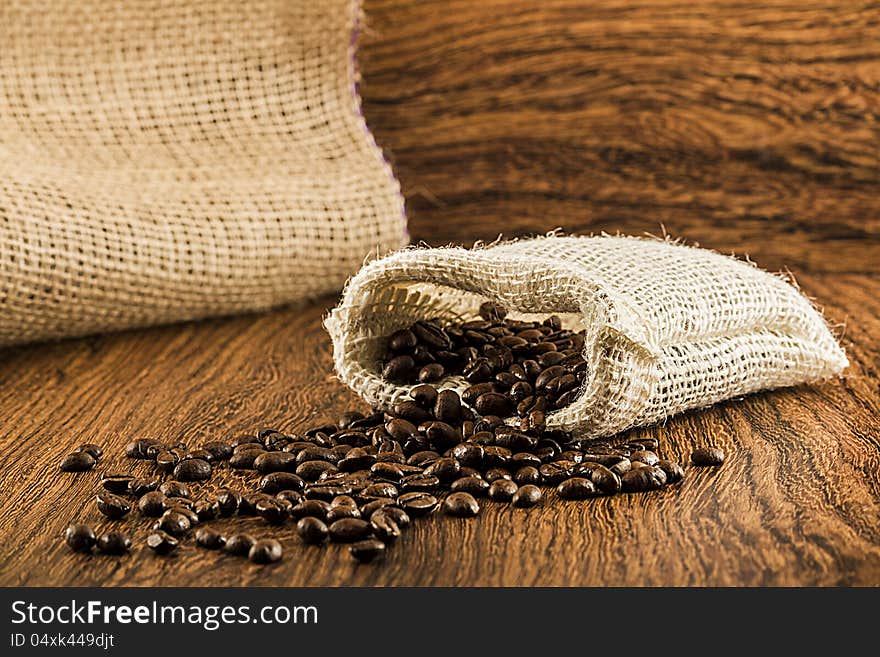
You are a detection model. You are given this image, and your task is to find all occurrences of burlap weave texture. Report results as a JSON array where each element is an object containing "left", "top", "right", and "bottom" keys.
[
  {"left": 326, "top": 236, "right": 848, "bottom": 439},
  {"left": 0, "top": 0, "right": 406, "bottom": 347}
]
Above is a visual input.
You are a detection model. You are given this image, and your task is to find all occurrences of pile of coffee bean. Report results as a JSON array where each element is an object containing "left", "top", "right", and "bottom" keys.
[{"left": 61, "top": 304, "right": 725, "bottom": 566}]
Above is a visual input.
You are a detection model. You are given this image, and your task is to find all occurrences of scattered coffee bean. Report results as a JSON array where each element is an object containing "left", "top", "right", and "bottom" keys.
[
  {"left": 398, "top": 491, "right": 439, "bottom": 517},
  {"left": 64, "top": 524, "right": 96, "bottom": 553},
  {"left": 621, "top": 467, "right": 667, "bottom": 492},
  {"left": 296, "top": 517, "right": 330, "bottom": 545},
  {"left": 60, "top": 451, "right": 96, "bottom": 472},
  {"left": 329, "top": 518, "right": 372, "bottom": 543},
  {"left": 173, "top": 458, "right": 212, "bottom": 482},
  {"left": 76, "top": 444, "right": 103, "bottom": 459},
  {"left": 350, "top": 539, "right": 386, "bottom": 563},
  {"left": 488, "top": 479, "right": 518, "bottom": 502},
  {"left": 146, "top": 531, "right": 179, "bottom": 555},
  {"left": 195, "top": 527, "right": 226, "bottom": 550},
  {"left": 691, "top": 447, "right": 726, "bottom": 467},
  {"left": 158, "top": 481, "right": 190, "bottom": 499},
  {"left": 442, "top": 492, "right": 480, "bottom": 517},
  {"left": 129, "top": 477, "right": 161, "bottom": 497},
  {"left": 100, "top": 473, "right": 134, "bottom": 494},
  {"left": 512, "top": 484, "right": 542, "bottom": 508},
  {"left": 96, "top": 492, "right": 132, "bottom": 520},
  {"left": 96, "top": 532, "right": 131, "bottom": 555},
  {"left": 249, "top": 539, "right": 283, "bottom": 564},
  {"left": 225, "top": 533, "right": 256, "bottom": 557},
  {"left": 557, "top": 477, "right": 597, "bottom": 500},
  {"left": 153, "top": 510, "right": 191, "bottom": 536},
  {"left": 657, "top": 459, "right": 685, "bottom": 484}
]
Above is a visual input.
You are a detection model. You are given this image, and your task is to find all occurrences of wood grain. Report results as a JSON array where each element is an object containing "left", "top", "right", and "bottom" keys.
[
  {"left": 1, "top": 0, "right": 879, "bottom": 586},
  {"left": 359, "top": 0, "right": 880, "bottom": 272}
]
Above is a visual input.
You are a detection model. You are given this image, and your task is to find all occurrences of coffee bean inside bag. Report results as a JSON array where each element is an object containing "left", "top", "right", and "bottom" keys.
[{"left": 325, "top": 236, "right": 847, "bottom": 439}]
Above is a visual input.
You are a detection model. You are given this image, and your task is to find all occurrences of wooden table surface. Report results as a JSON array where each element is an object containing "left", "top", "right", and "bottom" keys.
[{"left": 1, "top": 0, "right": 879, "bottom": 586}]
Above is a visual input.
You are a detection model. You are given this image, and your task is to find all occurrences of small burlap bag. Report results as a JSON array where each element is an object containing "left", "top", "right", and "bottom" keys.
[
  {"left": 0, "top": 0, "right": 405, "bottom": 347},
  {"left": 326, "top": 236, "right": 848, "bottom": 438}
]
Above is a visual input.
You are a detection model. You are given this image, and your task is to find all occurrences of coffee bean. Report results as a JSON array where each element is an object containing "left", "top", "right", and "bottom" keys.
[
  {"left": 691, "top": 447, "right": 725, "bottom": 467},
  {"left": 557, "top": 477, "right": 597, "bottom": 500},
  {"left": 216, "top": 488, "right": 240, "bottom": 516},
  {"left": 350, "top": 538, "right": 386, "bottom": 563},
  {"left": 514, "top": 466, "right": 541, "bottom": 486},
  {"left": 327, "top": 504, "right": 361, "bottom": 523},
  {"left": 96, "top": 492, "right": 132, "bottom": 520},
  {"left": 539, "top": 461, "right": 574, "bottom": 485},
  {"left": 383, "top": 354, "right": 416, "bottom": 383},
  {"left": 126, "top": 476, "right": 160, "bottom": 498},
  {"left": 125, "top": 438, "right": 164, "bottom": 459},
  {"left": 423, "top": 457, "right": 461, "bottom": 483},
  {"left": 193, "top": 498, "right": 220, "bottom": 522},
  {"left": 398, "top": 491, "right": 438, "bottom": 517},
  {"left": 512, "top": 484, "right": 542, "bottom": 508},
  {"left": 329, "top": 518, "right": 372, "bottom": 543},
  {"left": 296, "top": 517, "right": 329, "bottom": 545},
  {"left": 630, "top": 450, "right": 660, "bottom": 466},
  {"left": 260, "top": 472, "right": 305, "bottom": 494},
  {"left": 146, "top": 531, "right": 179, "bottom": 555},
  {"left": 434, "top": 390, "right": 463, "bottom": 424},
  {"left": 60, "top": 451, "right": 96, "bottom": 472},
  {"left": 474, "top": 392, "right": 513, "bottom": 417},
  {"left": 200, "top": 440, "right": 233, "bottom": 461},
  {"left": 487, "top": 479, "right": 518, "bottom": 502},
  {"left": 195, "top": 527, "right": 226, "bottom": 550},
  {"left": 418, "top": 363, "right": 445, "bottom": 383},
  {"left": 657, "top": 460, "right": 685, "bottom": 484},
  {"left": 158, "top": 480, "right": 190, "bottom": 499},
  {"left": 338, "top": 447, "right": 376, "bottom": 472},
  {"left": 96, "top": 532, "right": 131, "bottom": 555},
  {"left": 249, "top": 539, "right": 283, "bottom": 564},
  {"left": 253, "top": 451, "right": 297, "bottom": 474},
  {"left": 443, "top": 491, "right": 480, "bottom": 517},
  {"left": 410, "top": 384, "right": 439, "bottom": 409},
  {"left": 413, "top": 320, "right": 452, "bottom": 350},
  {"left": 400, "top": 473, "right": 440, "bottom": 493},
  {"left": 155, "top": 449, "right": 181, "bottom": 472},
  {"left": 590, "top": 464, "right": 622, "bottom": 494},
  {"left": 224, "top": 533, "right": 256, "bottom": 557},
  {"left": 478, "top": 301, "right": 508, "bottom": 321},
  {"left": 389, "top": 328, "right": 418, "bottom": 352},
  {"left": 173, "top": 458, "right": 212, "bottom": 482},
  {"left": 230, "top": 449, "right": 265, "bottom": 469},
  {"left": 64, "top": 524, "right": 96, "bottom": 552},
  {"left": 463, "top": 358, "right": 493, "bottom": 383},
  {"left": 153, "top": 510, "right": 191, "bottom": 536},
  {"left": 381, "top": 506, "right": 411, "bottom": 529},
  {"left": 450, "top": 475, "right": 490, "bottom": 497},
  {"left": 100, "top": 473, "right": 134, "bottom": 494},
  {"left": 361, "top": 482, "right": 398, "bottom": 499},
  {"left": 621, "top": 467, "right": 666, "bottom": 492},
  {"left": 296, "top": 460, "right": 338, "bottom": 482},
  {"left": 291, "top": 499, "right": 331, "bottom": 521},
  {"left": 138, "top": 491, "right": 168, "bottom": 517}
]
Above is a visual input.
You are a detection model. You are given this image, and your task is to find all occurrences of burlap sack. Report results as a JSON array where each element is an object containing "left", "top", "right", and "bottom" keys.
[
  {"left": 0, "top": 0, "right": 405, "bottom": 347},
  {"left": 326, "top": 236, "right": 848, "bottom": 438}
]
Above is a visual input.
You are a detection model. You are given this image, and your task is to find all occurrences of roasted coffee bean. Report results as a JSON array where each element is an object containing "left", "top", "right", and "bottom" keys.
[
  {"left": 398, "top": 491, "right": 439, "bottom": 517},
  {"left": 412, "top": 320, "right": 452, "bottom": 350},
  {"left": 158, "top": 480, "right": 190, "bottom": 499},
  {"left": 483, "top": 445, "right": 512, "bottom": 467},
  {"left": 248, "top": 539, "right": 283, "bottom": 564},
  {"left": 194, "top": 498, "right": 220, "bottom": 522},
  {"left": 201, "top": 440, "right": 233, "bottom": 461},
  {"left": 96, "top": 492, "right": 132, "bottom": 520},
  {"left": 224, "top": 533, "right": 256, "bottom": 557},
  {"left": 153, "top": 510, "right": 191, "bottom": 536},
  {"left": 463, "top": 358, "right": 493, "bottom": 383},
  {"left": 514, "top": 466, "right": 542, "bottom": 486},
  {"left": 370, "top": 461, "right": 405, "bottom": 482},
  {"left": 304, "top": 483, "right": 354, "bottom": 502},
  {"left": 389, "top": 328, "right": 418, "bottom": 352},
  {"left": 296, "top": 460, "right": 338, "bottom": 482},
  {"left": 253, "top": 451, "right": 297, "bottom": 474},
  {"left": 621, "top": 467, "right": 666, "bottom": 492},
  {"left": 75, "top": 443, "right": 103, "bottom": 459},
  {"left": 442, "top": 491, "right": 480, "bottom": 517},
  {"left": 173, "top": 458, "right": 212, "bottom": 482},
  {"left": 260, "top": 472, "right": 305, "bottom": 494},
  {"left": 361, "top": 482, "right": 399, "bottom": 499},
  {"left": 474, "top": 392, "right": 513, "bottom": 417},
  {"left": 155, "top": 449, "right": 182, "bottom": 472},
  {"left": 539, "top": 461, "right": 574, "bottom": 485},
  {"left": 101, "top": 473, "right": 134, "bottom": 494},
  {"left": 418, "top": 363, "right": 445, "bottom": 383},
  {"left": 630, "top": 450, "right": 660, "bottom": 466},
  {"left": 230, "top": 448, "right": 265, "bottom": 469},
  {"left": 327, "top": 504, "right": 361, "bottom": 523},
  {"left": 125, "top": 438, "right": 164, "bottom": 459},
  {"left": 329, "top": 518, "right": 372, "bottom": 543},
  {"left": 657, "top": 459, "right": 685, "bottom": 484},
  {"left": 557, "top": 477, "right": 597, "bottom": 500},
  {"left": 450, "top": 442, "right": 484, "bottom": 467},
  {"left": 535, "top": 366, "right": 566, "bottom": 390},
  {"left": 383, "top": 354, "right": 416, "bottom": 383},
  {"left": 400, "top": 473, "right": 440, "bottom": 492},
  {"left": 291, "top": 499, "right": 331, "bottom": 521},
  {"left": 65, "top": 524, "right": 96, "bottom": 552},
  {"left": 423, "top": 457, "right": 461, "bottom": 483},
  {"left": 216, "top": 488, "right": 240, "bottom": 516},
  {"left": 381, "top": 505, "right": 411, "bottom": 530},
  {"left": 488, "top": 479, "right": 518, "bottom": 502},
  {"left": 96, "top": 532, "right": 131, "bottom": 555},
  {"left": 292, "top": 517, "right": 327, "bottom": 546},
  {"left": 434, "top": 390, "right": 463, "bottom": 424},
  {"left": 146, "top": 531, "right": 179, "bottom": 555},
  {"left": 361, "top": 498, "right": 396, "bottom": 518},
  {"left": 337, "top": 410, "right": 365, "bottom": 429},
  {"left": 462, "top": 382, "right": 496, "bottom": 405},
  {"left": 183, "top": 448, "right": 215, "bottom": 463},
  {"left": 369, "top": 510, "right": 401, "bottom": 543},
  {"left": 138, "top": 491, "right": 168, "bottom": 517},
  {"left": 478, "top": 301, "right": 508, "bottom": 321},
  {"left": 391, "top": 401, "right": 432, "bottom": 425},
  {"left": 482, "top": 468, "right": 510, "bottom": 483},
  {"left": 410, "top": 384, "right": 439, "bottom": 409},
  {"left": 350, "top": 539, "right": 386, "bottom": 563},
  {"left": 195, "top": 527, "right": 226, "bottom": 550},
  {"left": 610, "top": 458, "right": 632, "bottom": 477},
  {"left": 423, "top": 421, "right": 462, "bottom": 450},
  {"left": 691, "top": 447, "right": 726, "bottom": 467},
  {"left": 450, "top": 476, "right": 490, "bottom": 497},
  {"left": 338, "top": 447, "right": 376, "bottom": 472},
  {"left": 590, "top": 464, "right": 622, "bottom": 494},
  {"left": 512, "top": 484, "right": 542, "bottom": 508},
  {"left": 125, "top": 476, "right": 160, "bottom": 498},
  {"left": 60, "top": 451, "right": 96, "bottom": 472}
]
